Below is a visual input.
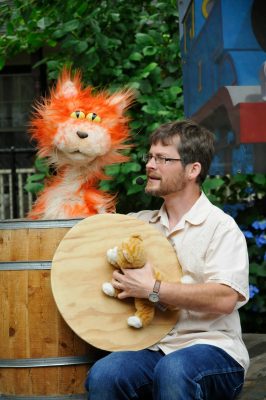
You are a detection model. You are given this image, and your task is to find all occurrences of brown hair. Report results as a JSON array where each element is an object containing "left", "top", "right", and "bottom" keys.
[{"left": 150, "top": 119, "right": 215, "bottom": 184}]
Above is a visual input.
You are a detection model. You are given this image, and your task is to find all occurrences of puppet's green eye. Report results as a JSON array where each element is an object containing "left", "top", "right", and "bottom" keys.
[
  {"left": 70, "top": 110, "right": 85, "bottom": 119},
  {"left": 86, "top": 112, "right": 101, "bottom": 122}
]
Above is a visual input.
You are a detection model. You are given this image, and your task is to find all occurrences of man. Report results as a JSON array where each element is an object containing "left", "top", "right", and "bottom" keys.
[{"left": 85, "top": 120, "right": 249, "bottom": 399}]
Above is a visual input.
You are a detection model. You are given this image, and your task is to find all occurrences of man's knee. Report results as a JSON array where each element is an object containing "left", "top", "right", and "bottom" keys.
[
  {"left": 85, "top": 357, "right": 115, "bottom": 391},
  {"left": 155, "top": 352, "right": 184, "bottom": 379}
]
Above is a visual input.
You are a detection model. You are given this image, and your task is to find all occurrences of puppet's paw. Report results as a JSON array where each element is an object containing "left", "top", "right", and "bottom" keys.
[
  {"left": 106, "top": 247, "right": 118, "bottom": 266},
  {"left": 127, "top": 316, "right": 143, "bottom": 329},
  {"left": 102, "top": 282, "right": 116, "bottom": 297}
]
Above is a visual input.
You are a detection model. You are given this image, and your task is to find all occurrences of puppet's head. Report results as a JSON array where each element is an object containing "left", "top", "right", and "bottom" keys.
[{"left": 29, "top": 69, "right": 134, "bottom": 172}]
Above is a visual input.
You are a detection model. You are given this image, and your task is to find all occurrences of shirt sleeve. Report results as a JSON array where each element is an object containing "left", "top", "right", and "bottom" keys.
[{"left": 204, "top": 217, "right": 249, "bottom": 309}]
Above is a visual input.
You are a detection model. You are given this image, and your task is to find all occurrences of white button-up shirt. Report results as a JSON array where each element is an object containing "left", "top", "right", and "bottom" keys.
[{"left": 131, "top": 192, "right": 250, "bottom": 373}]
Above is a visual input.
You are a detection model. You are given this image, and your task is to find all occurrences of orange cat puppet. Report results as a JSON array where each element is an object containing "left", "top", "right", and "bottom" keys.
[{"left": 27, "top": 69, "right": 134, "bottom": 219}]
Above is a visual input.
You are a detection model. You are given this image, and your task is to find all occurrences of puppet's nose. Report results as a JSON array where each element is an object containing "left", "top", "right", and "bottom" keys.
[{"left": 77, "top": 131, "right": 88, "bottom": 139}]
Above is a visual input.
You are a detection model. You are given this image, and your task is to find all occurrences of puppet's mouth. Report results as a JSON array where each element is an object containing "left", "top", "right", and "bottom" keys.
[
  {"left": 68, "top": 150, "right": 90, "bottom": 158},
  {"left": 69, "top": 149, "right": 83, "bottom": 154},
  {"left": 65, "top": 149, "right": 98, "bottom": 163}
]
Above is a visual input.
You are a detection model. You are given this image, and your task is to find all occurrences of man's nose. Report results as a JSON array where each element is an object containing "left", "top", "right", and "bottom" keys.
[{"left": 146, "top": 157, "right": 157, "bottom": 168}]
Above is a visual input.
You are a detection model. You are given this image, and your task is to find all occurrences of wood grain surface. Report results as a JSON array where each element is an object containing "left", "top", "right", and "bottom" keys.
[
  {"left": 0, "top": 220, "right": 93, "bottom": 396},
  {"left": 51, "top": 214, "right": 182, "bottom": 352}
]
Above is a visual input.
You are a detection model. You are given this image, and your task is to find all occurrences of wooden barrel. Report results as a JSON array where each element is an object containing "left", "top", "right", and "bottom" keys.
[{"left": 0, "top": 219, "right": 99, "bottom": 398}]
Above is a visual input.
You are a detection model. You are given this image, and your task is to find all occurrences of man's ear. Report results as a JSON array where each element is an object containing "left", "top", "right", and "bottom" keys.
[{"left": 187, "top": 162, "right": 201, "bottom": 181}]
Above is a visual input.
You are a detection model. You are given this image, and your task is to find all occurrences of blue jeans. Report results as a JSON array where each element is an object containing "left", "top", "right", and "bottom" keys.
[{"left": 85, "top": 344, "right": 245, "bottom": 400}]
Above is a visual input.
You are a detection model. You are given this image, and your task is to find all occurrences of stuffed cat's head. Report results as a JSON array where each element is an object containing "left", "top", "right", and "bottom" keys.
[
  {"left": 107, "top": 234, "right": 146, "bottom": 269},
  {"left": 29, "top": 69, "right": 134, "bottom": 172}
]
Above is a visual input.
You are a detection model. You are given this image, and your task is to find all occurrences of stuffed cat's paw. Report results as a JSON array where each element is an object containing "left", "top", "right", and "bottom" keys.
[
  {"left": 127, "top": 316, "right": 143, "bottom": 329},
  {"left": 106, "top": 247, "right": 119, "bottom": 266},
  {"left": 102, "top": 282, "right": 116, "bottom": 297}
]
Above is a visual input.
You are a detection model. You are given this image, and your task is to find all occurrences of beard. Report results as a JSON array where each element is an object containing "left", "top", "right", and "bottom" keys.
[{"left": 145, "top": 173, "right": 187, "bottom": 197}]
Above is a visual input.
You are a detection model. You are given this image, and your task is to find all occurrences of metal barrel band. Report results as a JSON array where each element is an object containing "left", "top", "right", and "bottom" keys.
[
  {"left": 0, "top": 219, "right": 82, "bottom": 230},
  {"left": 0, "top": 261, "right": 52, "bottom": 270},
  {"left": 0, "top": 355, "right": 95, "bottom": 368},
  {"left": 0, "top": 394, "right": 87, "bottom": 399}
]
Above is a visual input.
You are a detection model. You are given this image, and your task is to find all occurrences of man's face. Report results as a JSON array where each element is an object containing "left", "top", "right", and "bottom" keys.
[{"left": 145, "top": 140, "right": 187, "bottom": 197}]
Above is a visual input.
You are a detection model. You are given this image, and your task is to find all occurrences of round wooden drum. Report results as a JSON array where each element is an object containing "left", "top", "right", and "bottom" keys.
[
  {"left": 51, "top": 214, "right": 182, "bottom": 352},
  {"left": 0, "top": 219, "right": 99, "bottom": 398}
]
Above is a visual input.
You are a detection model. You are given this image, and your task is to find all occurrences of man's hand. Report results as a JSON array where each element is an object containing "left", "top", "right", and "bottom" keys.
[{"left": 112, "top": 261, "right": 154, "bottom": 299}]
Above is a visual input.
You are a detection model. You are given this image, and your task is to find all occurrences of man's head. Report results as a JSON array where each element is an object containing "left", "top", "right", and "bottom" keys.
[{"left": 149, "top": 119, "right": 214, "bottom": 184}]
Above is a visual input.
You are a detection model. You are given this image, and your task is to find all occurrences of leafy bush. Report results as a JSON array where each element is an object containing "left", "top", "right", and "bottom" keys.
[{"left": 24, "top": 157, "right": 50, "bottom": 194}]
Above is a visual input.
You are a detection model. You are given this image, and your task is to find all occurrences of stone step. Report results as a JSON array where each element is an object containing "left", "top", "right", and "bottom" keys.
[{"left": 239, "top": 334, "right": 266, "bottom": 400}]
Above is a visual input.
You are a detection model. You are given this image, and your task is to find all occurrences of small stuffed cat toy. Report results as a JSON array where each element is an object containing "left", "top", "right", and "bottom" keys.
[
  {"left": 27, "top": 69, "right": 134, "bottom": 219},
  {"left": 102, "top": 234, "right": 163, "bottom": 329}
]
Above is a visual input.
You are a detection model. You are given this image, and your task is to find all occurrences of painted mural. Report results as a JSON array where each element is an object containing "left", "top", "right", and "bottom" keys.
[{"left": 178, "top": 0, "right": 266, "bottom": 174}]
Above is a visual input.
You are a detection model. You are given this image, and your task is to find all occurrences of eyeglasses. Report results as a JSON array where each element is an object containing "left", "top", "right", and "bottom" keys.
[{"left": 142, "top": 154, "right": 182, "bottom": 165}]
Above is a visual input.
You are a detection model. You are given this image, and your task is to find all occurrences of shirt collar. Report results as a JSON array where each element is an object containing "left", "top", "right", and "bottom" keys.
[
  {"left": 149, "top": 192, "right": 212, "bottom": 227},
  {"left": 181, "top": 192, "right": 212, "bottom": 225}
]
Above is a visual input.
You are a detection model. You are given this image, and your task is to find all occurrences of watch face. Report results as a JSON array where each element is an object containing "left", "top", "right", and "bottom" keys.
[{"left": 149, "top": 292, "right": 160, "bottom": 303}]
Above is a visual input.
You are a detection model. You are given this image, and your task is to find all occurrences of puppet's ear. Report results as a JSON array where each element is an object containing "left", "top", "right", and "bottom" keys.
[
  {"left": 107, "top": 89, "right": 135, "bottom": 115},
  {"left": 54, "top": 69, "right": 83, "bottom": 99},
  {"left": 57, "top": 80, "right": 78, "bottom": 98}
]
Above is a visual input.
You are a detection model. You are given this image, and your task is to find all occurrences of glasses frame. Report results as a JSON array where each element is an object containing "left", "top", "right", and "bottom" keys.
[{"left": 142, "top": 154, "right": 182, "bottom": 165}]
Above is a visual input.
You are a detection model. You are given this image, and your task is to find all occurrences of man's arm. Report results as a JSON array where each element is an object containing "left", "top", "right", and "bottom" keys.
[{"left": 112, "top": 262, "right": 239, "bottom": 315}]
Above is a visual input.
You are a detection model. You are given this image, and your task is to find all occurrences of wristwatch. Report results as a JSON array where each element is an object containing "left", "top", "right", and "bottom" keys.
[{"left": 148, "top": 280, "right": 161, "bottom": 303}]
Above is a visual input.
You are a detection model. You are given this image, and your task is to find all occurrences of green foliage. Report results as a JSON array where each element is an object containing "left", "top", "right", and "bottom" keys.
[
  {"left": 203, "top": 174, "right": 266, "bottom": 332},
  {"left": 24, "top": 157, "right": 50, "bottom": 194},
  {"left": 0, "top": 0, "right": 183, "bottom": 211}
]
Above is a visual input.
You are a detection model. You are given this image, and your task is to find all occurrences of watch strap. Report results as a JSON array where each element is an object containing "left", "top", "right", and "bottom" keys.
[{"left": 153, "top": 279, "right": 161, "bottom": 294}]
